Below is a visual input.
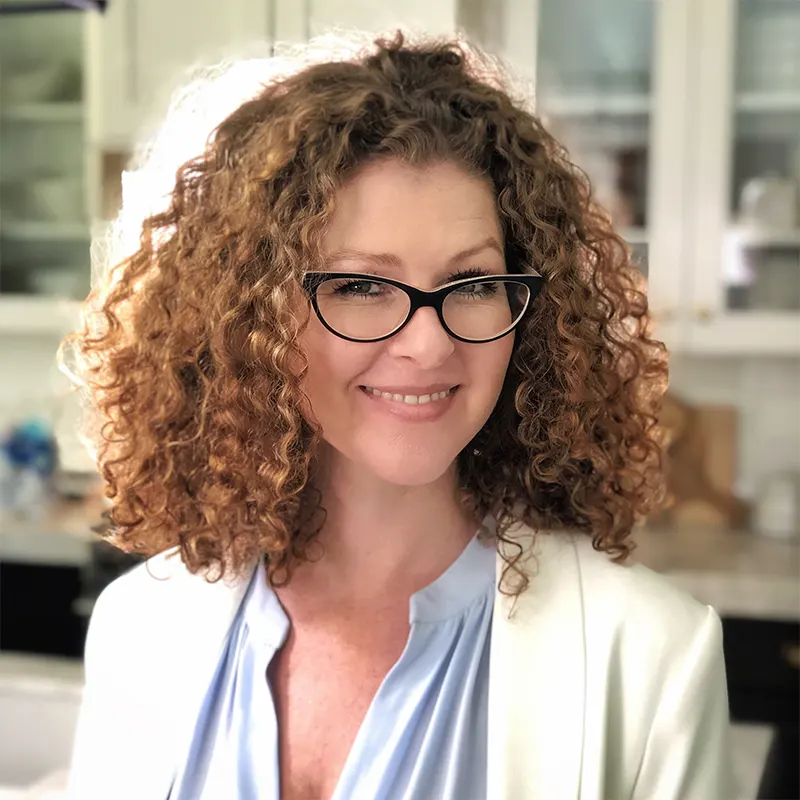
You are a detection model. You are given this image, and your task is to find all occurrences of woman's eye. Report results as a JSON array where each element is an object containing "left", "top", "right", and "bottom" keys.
[
  {"left": 455, "top": 281, "right": 499, "bottom": 297},
  {"left": 333, "top": 280, "right": 380, "bottom": 296}
]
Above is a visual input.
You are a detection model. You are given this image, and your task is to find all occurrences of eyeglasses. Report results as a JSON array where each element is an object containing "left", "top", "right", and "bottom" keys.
[{"left": 302, "top": 271, "right": 544, "bottom": 344}]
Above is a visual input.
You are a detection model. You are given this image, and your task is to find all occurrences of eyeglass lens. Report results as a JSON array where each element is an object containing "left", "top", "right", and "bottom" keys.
[{"left": 314, "top": 277, "right": 530, "bottom": 341}]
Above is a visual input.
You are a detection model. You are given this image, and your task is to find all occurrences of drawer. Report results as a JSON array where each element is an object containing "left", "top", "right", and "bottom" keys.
[
  {"left": 722, "top": 617, "right": 800, "bottom": 696},
  {"left": 0, "top": 563, "right": 84, "bottom": 658}
]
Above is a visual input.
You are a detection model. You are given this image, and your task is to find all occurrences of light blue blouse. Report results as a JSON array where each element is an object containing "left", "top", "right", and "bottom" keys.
[{"left": 169, "top": 534, "right": 496, "bottom": 799}]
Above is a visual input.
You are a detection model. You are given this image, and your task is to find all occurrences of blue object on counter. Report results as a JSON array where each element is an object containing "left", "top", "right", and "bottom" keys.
[
  {"left": 1, "top": 417, "right": 57, "bottom": 476},
  {"left": 0, "top": 418, "right": 57, "bottom": 515}
]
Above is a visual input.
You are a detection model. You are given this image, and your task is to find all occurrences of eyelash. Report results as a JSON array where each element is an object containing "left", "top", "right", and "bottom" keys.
[
  {"left": 445, "top": 267, "right": 493, "bottom": 283},
  {"left": 327, "top": 267, "right": 496, "bottom": 293}
]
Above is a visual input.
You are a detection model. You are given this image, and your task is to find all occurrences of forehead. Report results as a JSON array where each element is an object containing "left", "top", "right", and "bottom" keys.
[{"left": 322, "top": 160, "right": 502, "bottom": 260}]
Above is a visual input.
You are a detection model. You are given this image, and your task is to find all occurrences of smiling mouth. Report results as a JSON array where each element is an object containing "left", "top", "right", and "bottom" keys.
[{"left": 358, "top": 385, "right": 460, "bottom": 406}]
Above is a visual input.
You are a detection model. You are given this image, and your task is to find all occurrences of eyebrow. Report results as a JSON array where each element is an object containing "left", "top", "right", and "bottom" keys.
[{"left": 324, "top": 236, "right": 505, "bottom": 271}]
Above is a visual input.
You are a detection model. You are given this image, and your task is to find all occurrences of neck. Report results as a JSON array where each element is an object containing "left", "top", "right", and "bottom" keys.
[{"left": 289, "top": 446, "right": 480, "bottom": 605}]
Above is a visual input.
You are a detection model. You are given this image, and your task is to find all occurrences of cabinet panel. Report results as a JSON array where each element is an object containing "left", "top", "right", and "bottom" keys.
[
  {"left": 536, "top": 0, "right": 656, "bottom": 234},
  {"left": 306, "top": 0, "right": 459, "bottom": 37},
  {"left": 725, "top": 0, "right": 800, "bottom": 317},
  {"left": 687, "top": 0, "right": 800, "bottom": 353},
  {"left": 86, "top": 0, "right": 272, "bottom": 149},
  {"left": 273, "top": 0, "right": 532, "bottom": 72},
  {"left": 534, "top": 0, "right": 690, "bottom": 350},
  {"left": 0, "top": 563, "right": 83, "bottom": 659},
  {"left": 132, "top": 0, "right": 271, "bottom": 124},
  {"left": 84, "top": 0, "right": 135, "bottom": 147},
  {"left": 0, "top": 10, "right": 90, "bottom": 301}
]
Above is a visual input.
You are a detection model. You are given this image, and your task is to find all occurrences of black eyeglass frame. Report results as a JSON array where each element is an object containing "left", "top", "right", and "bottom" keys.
[{"left": 302, "top": 271, "right": 544, "bottom": 344}]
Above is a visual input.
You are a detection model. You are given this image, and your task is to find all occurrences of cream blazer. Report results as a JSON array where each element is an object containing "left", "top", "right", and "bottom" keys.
[{"left": 67, "top": 525, "right": 736, "bottom": 799}]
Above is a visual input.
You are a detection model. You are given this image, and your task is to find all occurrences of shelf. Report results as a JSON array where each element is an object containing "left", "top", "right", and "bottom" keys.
[
  {"left": 0, "top": 103, "right": 83, "bottom": 124},
  {"left": 0, "top": 295, "right": 81, "bottom": 336},
  {"left": 540, "top": 93, "right": 651, "bottom": 117},
  {"left": 0, "top": 221, "right": 89, "bottom": 242},
  {"left": 736, "top": 92, "right": 800, "bottom": 114},
  {"left": 727, "top": 227, "right": 800, "bottom": 247},
  {"left": 686, "top": 313, "right": 800, "bottom": 356}
]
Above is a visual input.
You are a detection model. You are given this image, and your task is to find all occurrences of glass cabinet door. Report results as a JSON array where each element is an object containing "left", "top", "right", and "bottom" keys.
[
  {"left": 724, "top": 0, "right": 800, "bottom": 314},
  {"left": 0, "top": 6, "right": 90, "bottom": 301},
  {"left": 535, "top": 0, "right": 656, "bottom": 277}
]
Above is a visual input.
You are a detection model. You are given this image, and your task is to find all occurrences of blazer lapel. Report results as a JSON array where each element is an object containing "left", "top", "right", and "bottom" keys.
[
  {"left": 487, "top": 526, "right": 586, "bottom": 800},
  {"left": 148, "top": 553, "right": 259, "bottom": 795}
]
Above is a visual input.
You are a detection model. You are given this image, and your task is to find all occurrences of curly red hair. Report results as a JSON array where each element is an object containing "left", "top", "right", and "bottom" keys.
[{"left": 63, "top": 32, "right": 668, "bottom": 592}]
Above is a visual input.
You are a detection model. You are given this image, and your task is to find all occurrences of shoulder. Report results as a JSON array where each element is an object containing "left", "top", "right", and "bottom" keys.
[
  {"left": 547, "top": 532, "right": 733, "bottom": 798},
  {"left": 88, "top": 549, "right": 200, "bottom": 640},
  {"left": 505, "top": 524, "right": 720, "bottom": 652},
  {"left": 567, "top": 529, "right": 707, "bottom": 615},
  {"left": 492, "top": 529, "right": 733, "bottom": 798},
  {"left": 501, "top": 523, "right": 727, "bottom": 733},
  {"left": 93, "top": 547, "right": 199, "bottom": 603},
  {"left": 69, "top": 550, "right": 253, "bottom": 800},
  {"left": 92, "top": 546, "right": 251, "bottom": 611},
  {"left": 84, "top": 548, "right": 253, "bottom": 679}
]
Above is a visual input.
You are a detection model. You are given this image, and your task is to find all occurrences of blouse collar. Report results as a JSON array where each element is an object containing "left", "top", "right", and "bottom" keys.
[{"left": 243, "top": 523, "right": 497, "bottom": 645}]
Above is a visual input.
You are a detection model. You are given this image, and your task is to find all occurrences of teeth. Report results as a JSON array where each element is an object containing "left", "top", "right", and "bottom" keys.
[{"left": 364, "top": 387, "right": 455, "bottom": 405}]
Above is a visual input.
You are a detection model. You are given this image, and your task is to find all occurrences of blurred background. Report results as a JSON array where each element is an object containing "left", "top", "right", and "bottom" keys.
[{"left": 0, "top": 0, "right": 797, "bottom": 797}]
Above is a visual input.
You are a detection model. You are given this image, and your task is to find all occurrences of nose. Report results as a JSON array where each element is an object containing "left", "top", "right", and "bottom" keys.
[{"left": 386, "top": 306, "right": 455, "bottom": 367}]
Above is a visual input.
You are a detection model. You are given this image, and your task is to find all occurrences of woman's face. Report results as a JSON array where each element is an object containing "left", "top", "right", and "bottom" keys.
[{"left": 300, "top": 159, "right": 514, "bottom": 487}]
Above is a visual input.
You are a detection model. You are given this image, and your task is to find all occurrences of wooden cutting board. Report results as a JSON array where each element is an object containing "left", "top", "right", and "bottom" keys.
[{"left": 653, "top": 395, "right": 750, "bottom": 530}]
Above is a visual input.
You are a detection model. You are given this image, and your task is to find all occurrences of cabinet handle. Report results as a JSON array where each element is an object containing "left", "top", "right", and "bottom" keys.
[
  {"left": 695, "top": 308, "right": 715, "bottom": 322},
  {"left": 782, "top": 642, "right": 800, "bottom": 669}
]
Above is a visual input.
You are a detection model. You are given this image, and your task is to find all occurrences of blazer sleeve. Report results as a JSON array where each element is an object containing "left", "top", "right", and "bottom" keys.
[
  {"left": 632, "top": 605, "right": 738, "bottom": 800},
  {"left": 66, "top": 581, "right": 119, "bottom": 800}
]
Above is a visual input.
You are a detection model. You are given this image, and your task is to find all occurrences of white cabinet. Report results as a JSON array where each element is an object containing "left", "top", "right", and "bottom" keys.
[
  {"left": 274, "top": 0, "right": 460, "bottom": 41},
  {"left": 74, "top": 0, "right": 799, "bottom": 356},
  {"left": 0, "top": 656, "right": 82, "bottom": 788},
  {"left": 272, "top": 0, "right": 528, "bottom": 66},
  {"left": 306, "top": 0, "right": 461, "bottom": 37},
  {"left": 533, "top": 0, "right": 692, "bottom": 352},
  {"left": 684, "top": 0, "right": 800, "bottom": 355},
  {"left": 533, "top": 0, "right": 800, "bottom": 355},
  {"left": 0, "top": 8, "right": 90, "bottom": 326},
  {"left": 85, "top": 0, "right": 273, "bottom": 148}
]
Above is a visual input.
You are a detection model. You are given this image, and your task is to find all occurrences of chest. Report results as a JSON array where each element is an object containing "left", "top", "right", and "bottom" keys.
[{"left": 267, "top": 616, "right": 410, "bottom": 800}]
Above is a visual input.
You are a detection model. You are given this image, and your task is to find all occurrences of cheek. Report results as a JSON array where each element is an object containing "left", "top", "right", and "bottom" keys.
[
  {"left": 471, "top": 337, "right": 514, "bottom": 395},
  {"left": 300, "top": 322, "right": 375, "bottom": 405}
]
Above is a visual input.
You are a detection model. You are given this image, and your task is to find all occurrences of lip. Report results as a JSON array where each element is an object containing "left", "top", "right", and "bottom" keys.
[{"left": 357, "top": 384, "right": 460, "bottom": 422}]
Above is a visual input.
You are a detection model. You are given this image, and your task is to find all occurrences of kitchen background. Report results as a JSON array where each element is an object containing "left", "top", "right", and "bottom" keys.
[{"left": 0, "top": 0, "right": 798, "bottom": 797}]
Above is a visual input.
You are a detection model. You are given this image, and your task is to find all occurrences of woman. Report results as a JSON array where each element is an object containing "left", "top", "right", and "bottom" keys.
[{"left": 65, "top": 32, "right": 734, "bottom": 800}]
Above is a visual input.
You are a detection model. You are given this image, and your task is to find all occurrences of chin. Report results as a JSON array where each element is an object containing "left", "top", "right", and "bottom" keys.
[{"left": 356, "top": 446, "right": 460, "bottom": 488}]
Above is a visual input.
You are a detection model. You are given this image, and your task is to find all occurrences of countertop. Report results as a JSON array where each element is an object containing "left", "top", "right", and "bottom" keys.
[
  {"left": 0, "top": 499, "right": 101, "bottom": 567},
  {"left": 633, "top": 524, "right": 800, "bottom": 621},
  {"left": 0, "top": 654, "right": 83, "bottom": 696}
]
